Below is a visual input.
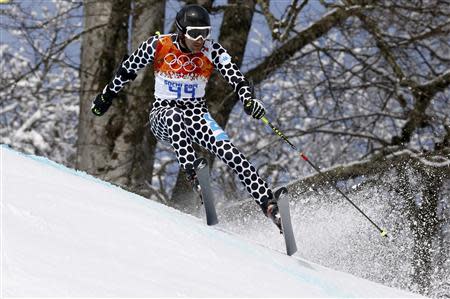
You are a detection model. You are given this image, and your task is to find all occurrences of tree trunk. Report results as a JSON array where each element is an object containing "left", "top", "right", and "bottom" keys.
[
  {"left": 104, "top": 0, "right": 165, "bottom": 198},
  {"left": 409, "top": 166, "right": 443, "bottom": 295},
  {"left": 77, "top": 0, "right": 131, "bottom": 176},
  {"left": 77, "top": 0, "right": 165, "bottom": 199},
  {"left": 396, "top": 153, "right": 449, "bottom": 296}
]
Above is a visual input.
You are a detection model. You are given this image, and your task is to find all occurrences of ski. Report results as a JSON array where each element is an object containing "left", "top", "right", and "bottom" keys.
[
  {"left": 275, "top": 187, "right": 298, "bottom": 256},
  {"left": 194, "top": 158, "right": 219, "bottom": 226}
]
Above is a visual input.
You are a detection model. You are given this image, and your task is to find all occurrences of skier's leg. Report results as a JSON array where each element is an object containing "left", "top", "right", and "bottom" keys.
[
  {"left": 149, "top": 100, "right": 197, "bottom": 170},
  {"left": 214, "top": 140, "right": 274, "bottom": 211},
  {"left": 184, "top": 107, "right": 274, "bottom": 213}
]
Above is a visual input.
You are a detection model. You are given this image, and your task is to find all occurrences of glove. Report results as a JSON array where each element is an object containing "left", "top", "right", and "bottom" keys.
[
  {"left": 91, "top": 89, "right": 115, "bottom": 116},
  {"left": 244, "top": 98, "right": 266, "bottom": 119}
]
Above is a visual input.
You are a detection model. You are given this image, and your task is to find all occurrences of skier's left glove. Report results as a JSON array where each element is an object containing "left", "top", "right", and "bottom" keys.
[{"left": 244, "top": 98, "right": 266, "bottom": 119}]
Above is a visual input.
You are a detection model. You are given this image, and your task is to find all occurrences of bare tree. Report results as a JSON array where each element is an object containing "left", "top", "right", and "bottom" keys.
[
  {"left": 224, "top": 0, "right": 449, "bottom": 295},
  {"left": 0, "top": 1, "right": 82, "bottom": 164},
  {"left": 76, "top": 0, "right": 164, "bottom": 198}
]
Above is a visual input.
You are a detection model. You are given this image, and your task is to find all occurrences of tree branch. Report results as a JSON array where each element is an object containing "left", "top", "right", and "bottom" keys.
[{"left": 246, "top": 4, "right": 365, "bottom": 85}]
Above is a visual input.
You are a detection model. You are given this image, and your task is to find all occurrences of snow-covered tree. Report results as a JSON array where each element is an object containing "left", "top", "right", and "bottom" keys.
[{"left": 0, "top": 1, "right": 82, "bottom": 165}]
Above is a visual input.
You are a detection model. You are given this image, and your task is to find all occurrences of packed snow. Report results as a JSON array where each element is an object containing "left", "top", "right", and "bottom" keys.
[{"left": 1, "top": 146, "right": 421, "bottom": 297}]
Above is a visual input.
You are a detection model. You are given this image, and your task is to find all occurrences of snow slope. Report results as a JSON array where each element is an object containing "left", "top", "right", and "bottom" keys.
[{"left": 1, "top": 146, "right": 421, "bottom": 297}]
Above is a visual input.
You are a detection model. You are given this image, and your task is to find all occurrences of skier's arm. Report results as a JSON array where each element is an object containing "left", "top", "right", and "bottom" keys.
[
  {"left": 210, "top": 41, "right": 265, "bottom": 119},
  {"left": 91, "top": 35, "right": 159, "bottom": 116}
]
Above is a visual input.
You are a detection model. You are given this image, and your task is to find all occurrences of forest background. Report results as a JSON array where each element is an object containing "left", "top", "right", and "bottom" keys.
[{"left": 1, "top": 0, "right": 449, "bottom": 297}]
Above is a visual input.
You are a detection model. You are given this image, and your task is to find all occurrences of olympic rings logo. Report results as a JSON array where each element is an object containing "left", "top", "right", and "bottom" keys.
[{"left": 164, "top": 53, "right": 204, "bottom": 72}]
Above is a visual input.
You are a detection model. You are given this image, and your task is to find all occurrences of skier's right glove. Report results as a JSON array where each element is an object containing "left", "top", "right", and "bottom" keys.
[{"left": 91, "top": 88, "right": 116, "bottom": 116}]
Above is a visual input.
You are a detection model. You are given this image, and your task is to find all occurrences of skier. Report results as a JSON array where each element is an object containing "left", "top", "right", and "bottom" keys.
[{"left": 91, "top": 4, "right": 281, "bottom": 229}]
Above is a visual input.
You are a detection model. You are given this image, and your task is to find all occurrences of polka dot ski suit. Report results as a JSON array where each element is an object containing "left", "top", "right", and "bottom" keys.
[{"left": 104, "top": 33, "right": 273, "bottom": 210}]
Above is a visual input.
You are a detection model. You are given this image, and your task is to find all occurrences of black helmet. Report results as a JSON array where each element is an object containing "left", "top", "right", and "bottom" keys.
[{"left": 176, "top": 4, "right": 210, "bottom": 34}]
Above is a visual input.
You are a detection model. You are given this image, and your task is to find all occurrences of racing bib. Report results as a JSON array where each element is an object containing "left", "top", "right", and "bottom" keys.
[{"left": 153, "top": 36, "right": 214, "bottom": 99}]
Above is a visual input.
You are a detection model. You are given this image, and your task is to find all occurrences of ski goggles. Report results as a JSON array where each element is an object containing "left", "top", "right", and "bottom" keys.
[{"left": 185, "top": 26, "right": 211, "bottom": 41}]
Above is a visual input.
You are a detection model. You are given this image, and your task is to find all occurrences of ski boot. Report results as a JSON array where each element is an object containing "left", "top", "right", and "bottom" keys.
[
  {"left": 262, "top": 196, "right": 282, "bottom": 233},
  {"left": 185, "top": 166, "right": 202, "bottom": 204},
  {"left": 267, "top": 200, "right": 282, "bottom": 233}
]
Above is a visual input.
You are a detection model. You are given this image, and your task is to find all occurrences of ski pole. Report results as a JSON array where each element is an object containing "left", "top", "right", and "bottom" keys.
[{"left": 261, "top": 116, "right": 388, "bottom": 237}]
